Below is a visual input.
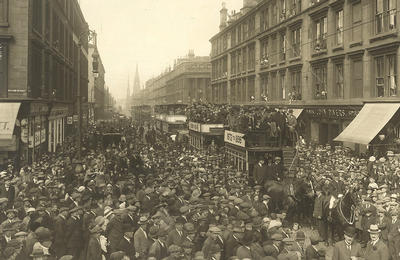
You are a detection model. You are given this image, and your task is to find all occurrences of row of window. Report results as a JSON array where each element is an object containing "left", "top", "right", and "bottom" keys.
[
  {"left": 32, "top": 0, "right": 88, "bottom": 62},
  {"left": 230, "top": 44, "right": 256, "bottom": 76},
  {"left": 30, "top": 42, "right": 88, "bottom": 101},
  {"left": 212, "top": 0, "right": 397, "bottom": 59},
  {"left": 211, "top": 53, "right": 397, "bottom": 103}
]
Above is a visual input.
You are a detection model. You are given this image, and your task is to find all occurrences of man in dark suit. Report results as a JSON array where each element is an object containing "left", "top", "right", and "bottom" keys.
[
  {"left": 0, "top": 178, "right": 15, "bottom": 209},
  {"left": 270, "top": 157, "right": 284, "bottom": 181},
  {"left": 387, "top": 210, "right": 400, "bottom": 260},
  {"left": 148, "top": 228, "right": 169, "bottom": 260},
  {"left": 253, "top": 157, "right": 267, "bottom": 186},
  {"left": 86, "top": 218, "right": 105, "bottom": 260},
  {"left": 52, "top": 207, "right": 69, "bottom": 258},
  {"left": 166, "top": 217, "right": 185, "bottom": 247},
  {"left": 313, "top": 187, "right": 326, "bottom": 243},
  {"left": 134, "top": 216, "right": 151, "bottom": 259},
  {"left": 116, "top": 228, "right": 135, "bottom": 260},
  {"left": 224, "top": 226, "right": 242, "bottom": 258},
  {"left": 65, "top": 207, "right": 84, "bottom": 258},
  {"left": 364, "top": 224, "right": 389, "bottom": 260},
  {"left": 332, "top": 226, "right": 362, "bottom": 260},
  {"left": 106, "top": 209, "right": 125, "bottom": 253}
]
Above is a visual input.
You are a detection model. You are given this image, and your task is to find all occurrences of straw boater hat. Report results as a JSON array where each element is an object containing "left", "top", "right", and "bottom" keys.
[{"left": 368, "top": 224, "right": 381, "bottom": 233}]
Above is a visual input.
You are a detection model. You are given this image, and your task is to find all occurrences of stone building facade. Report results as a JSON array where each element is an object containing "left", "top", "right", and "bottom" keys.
[
  {"left": 210, "top": 0, "right": 400, "bottom": 150},
  {"left": 0, "top": 0, "right": 89, "bottom": 166}
]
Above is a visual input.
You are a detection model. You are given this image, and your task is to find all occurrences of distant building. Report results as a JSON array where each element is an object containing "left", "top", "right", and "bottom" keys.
[{"left": 144, "top": 50, "right": 211, "bottom": 105}]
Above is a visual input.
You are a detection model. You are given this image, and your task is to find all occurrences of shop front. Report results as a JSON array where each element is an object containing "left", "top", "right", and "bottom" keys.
[
  {"left": 303, "top": 106, "right": 361, "bottom": 147},
  {"left": 48, "top": 104, "right": 69, "bottom": 153},
  {"left": 334, "top": 102, "right": 400, "bottom": 155},
  {"left": 17, "top": 102, "right": 49, "bottom": 166},
  {"left": 0, "top": 103, "right": 21, "bottom": 168}
]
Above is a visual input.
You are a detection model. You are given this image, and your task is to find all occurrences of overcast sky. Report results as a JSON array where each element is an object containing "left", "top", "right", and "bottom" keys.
[{"left": 80, "top": 0, "right": 243, "bottom": 100}]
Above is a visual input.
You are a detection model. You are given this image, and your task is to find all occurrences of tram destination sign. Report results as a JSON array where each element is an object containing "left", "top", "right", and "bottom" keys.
[{"left": 224, "top": 130, "right": 246, "bottom": 147}]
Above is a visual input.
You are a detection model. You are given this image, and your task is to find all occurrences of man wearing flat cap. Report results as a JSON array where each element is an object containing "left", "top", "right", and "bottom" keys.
[
  {"left": 134, "top": 216, "right": 151, "bottom": 259},
  {"left": 167, "top": 216, "right": 186, "bottom": 247},
  {"left": 202, "top": 226, "right": 224, "bottom": 260},
  {"left": 263, "top": 233, "right": 283, "bottom": 258},
  {"left": 149, "top": 228, "right": 169, "bottom": 260}
]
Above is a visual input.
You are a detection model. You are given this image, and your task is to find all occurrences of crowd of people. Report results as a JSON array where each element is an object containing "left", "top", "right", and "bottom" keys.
[
  {"left": 0, "top": 118, "right": 399, "bottom": 260},
  {"left": 186, "top": 103, "right": 301, "bottom": 146}
]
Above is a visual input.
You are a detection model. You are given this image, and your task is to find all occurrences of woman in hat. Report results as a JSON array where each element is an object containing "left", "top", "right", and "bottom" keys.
[{"left": 364, "top": 224, "right": 389, "bottom": 260}]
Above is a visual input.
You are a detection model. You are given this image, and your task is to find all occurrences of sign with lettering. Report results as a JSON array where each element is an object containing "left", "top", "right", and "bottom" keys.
[
  {"left": 67, "top": 117, "right": 73, "bottom": 125},
  {"left": 29, "top": 131, "right": 41, "bottom": 148},
  {"left": 305, "top": 108, "right": 360, "bottom": 119},
  {"left": 189, "top": 122, "right": 201, "bottom": 132},
  {"left": 224, "top": 130, "right": 246, "bottom": 147},
  {"left": 0, "top": 103, "right": 21, "bottom": 140}
]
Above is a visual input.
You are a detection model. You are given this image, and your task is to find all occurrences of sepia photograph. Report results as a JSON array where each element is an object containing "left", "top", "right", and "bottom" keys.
[{"left": 0, "top": 0, "right": 399, "bottom": 259}]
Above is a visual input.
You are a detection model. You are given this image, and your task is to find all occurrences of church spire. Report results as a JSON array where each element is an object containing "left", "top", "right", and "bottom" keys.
[{"left": 133, "top": 64, "right": 140, "bottom": 93}]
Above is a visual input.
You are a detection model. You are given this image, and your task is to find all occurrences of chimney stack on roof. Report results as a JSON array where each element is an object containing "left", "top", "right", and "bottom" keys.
[
  {"left": 219, "top": 2, "right": 228, "bottom": 31},
  {"left": 241, "top": 0, "right": 259, "bottom": 14}
]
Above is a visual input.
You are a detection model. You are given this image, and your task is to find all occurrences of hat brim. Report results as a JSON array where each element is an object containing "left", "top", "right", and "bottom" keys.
[
  {"left": 368, "top": 229, "right": 381, "bottom": 233},
  {"left": 344, "top": 232, "right": 356, "bottom": 237}
]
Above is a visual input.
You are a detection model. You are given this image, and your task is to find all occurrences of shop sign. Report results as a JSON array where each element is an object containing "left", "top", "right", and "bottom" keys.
[
  {"left": 189, "top": 122, "right": 201, "bottom": 132},
  {"left": 21, "top": 128, "right": 28, "bottom": 143},
  {"left": 73, "top": 115, "right": 78, "bottom": 122},
  {"left": 305, "top": 108, "right": 360, "bottom": 119},
  {"left": 67, "top": 117, "right": 73, "bottom": 124},
  {"left": 29, "top": 131, "right": 41, "bottom": 148},
  {"left": 224, "top": 130, "right": 246, "bottom": 147}
]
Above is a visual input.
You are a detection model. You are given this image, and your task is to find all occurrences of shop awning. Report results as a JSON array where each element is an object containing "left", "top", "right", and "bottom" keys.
[
  {"left": 0, "top": 103, "right": 21, "bottom": 140},
  {"left": 334, "top": 103, "right": 400, "bottom": 144},
  {"left": 292, "top": 109, "right": 303, "bottom": 118}
]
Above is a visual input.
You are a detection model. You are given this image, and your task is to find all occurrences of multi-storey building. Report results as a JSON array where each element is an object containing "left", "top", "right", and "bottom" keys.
[
  {"left": 145, "top": 51, "right": 211, "bottom": 106},
  {"left": 88, "top": 34, "right": 106, "bottom": 123},
  {"left": 0, "top": 0, "right": 89, "bottom": 166},
  {"left": 210, "top": 0, "right": 400, "bottom": 152}
]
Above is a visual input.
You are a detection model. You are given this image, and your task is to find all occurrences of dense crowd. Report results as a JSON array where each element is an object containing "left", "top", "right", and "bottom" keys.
[
  {"left": 186, "top": 103, "right": 300, "bottom": 146},
  {"left": 0, "top": 120, "right": 399, "bottom": 260}
]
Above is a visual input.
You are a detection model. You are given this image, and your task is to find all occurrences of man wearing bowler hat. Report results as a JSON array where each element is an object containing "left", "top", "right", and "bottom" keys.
[{"left": 332, "top": 226, "right": 362, "bottom": 260}]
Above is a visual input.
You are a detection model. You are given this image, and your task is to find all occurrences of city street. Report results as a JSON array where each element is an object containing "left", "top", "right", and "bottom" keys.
[{"left": 1, "top": 0, "right": 400, "bottom": 259}]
